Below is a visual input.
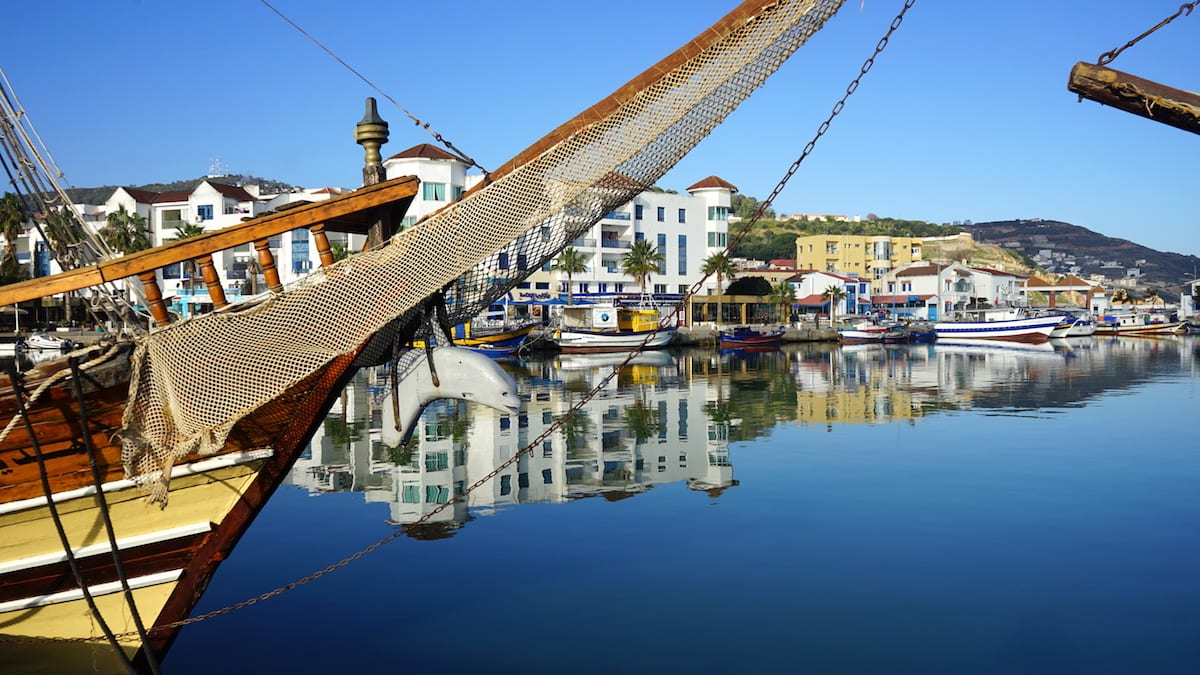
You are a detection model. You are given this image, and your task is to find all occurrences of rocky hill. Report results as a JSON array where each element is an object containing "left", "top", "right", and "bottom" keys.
[{"left": 962, "top": 219, "right": 1198, "bottom": 297}]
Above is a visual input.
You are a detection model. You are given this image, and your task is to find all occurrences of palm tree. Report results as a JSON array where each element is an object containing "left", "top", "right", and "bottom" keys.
[
  {"left": 99, "top": 204, "right": 152, "bottom": 255},
  {"left": 621, "top": 239, "right": 665, "bottom": 303},
  {"left": 551, "top": 246, "right": 588, "bottom": 305},
  {"left": 701, "top": 252, "right": 737, "bottom": 325},
  {"left": 0, "top": 192, "right": 28, "bottom": 265},
  {"left": 822, "top": 284, "right": 847, "bottom": 325},
  {"left": 174, "top": 223, "right": 206, "bottom": 316},
  {"left": 768, "top": 280, "right": 796, "bottom": 324}
]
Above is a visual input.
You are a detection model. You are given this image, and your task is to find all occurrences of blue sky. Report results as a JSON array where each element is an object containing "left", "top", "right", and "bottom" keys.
[{"left": 5, "top": 1, "right": 1197, "bottom": 257}]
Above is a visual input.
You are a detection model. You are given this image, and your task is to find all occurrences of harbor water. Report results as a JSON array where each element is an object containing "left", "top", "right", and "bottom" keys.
[{"left": 155, "top": 336, "right": 1198, "bottom": 674}]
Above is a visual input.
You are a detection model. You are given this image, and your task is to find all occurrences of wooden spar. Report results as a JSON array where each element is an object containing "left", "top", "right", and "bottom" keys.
[
  {"left": 0, "top": 175, "right": 418, "bottom": 307},
  {"left": 1068, "top": 61, "right": 1200, "bottom": 135}
]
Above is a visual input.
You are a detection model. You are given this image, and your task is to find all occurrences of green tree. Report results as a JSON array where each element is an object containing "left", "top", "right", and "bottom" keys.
[
  {"left": 99, "top": 204, "right": 152, "bottom": 255},
  {"left": 0, "top": 192, "right": 29, "bottom": 265},
  {"left": 726, "top": 276, "right": 772, "bottom": 296},
  {"left": 174, "top": 223, "right": 206, "bottom": 316},
  {"left": 731, "top": 193, "right": 775, "bottom": 221},
  {"left": 701, "top": 252, "right": 737, "bottom": 325},
  {"left": 621, "top": 239, "right": 665, "bottom": 299},
  {"left": 551, "top": 246, "right": 588, "bottom": 305},
  {"left": 822, "top": 284, "right": 847, "bottom": 324},
  {"left": 768, "top": 280, "right": 796, "bottom": 323}
]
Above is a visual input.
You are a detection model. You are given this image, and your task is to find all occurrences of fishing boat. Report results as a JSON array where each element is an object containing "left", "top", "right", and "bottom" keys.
[
  {"left": 552, "top": 304, "right": 676, "bottom": 353},
  {"left": 1094, "top": 310, "right": 1188, "bottom": 336},
  {"left": 837, "top": 320, "right": 890, "bottom": 345},
  {"left": 0, "top": 1, "right": 848, "bottom": 669},
  {"left": 719, "top": 325, "right": 785, "bottom": 349},
  {"left": 933, "top": 309, "right": 1065, "bottom": 344}
]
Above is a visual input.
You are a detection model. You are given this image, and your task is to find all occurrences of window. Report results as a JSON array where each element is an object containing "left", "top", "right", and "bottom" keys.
[
  {"left": 425, "top": 485, "right": 449, "bottom": 504},
  {"left": 500, "top": 474, "right": 512, "bottom": 496},
  {"left": 500, "top": 416, "right": 511, "bottom": 431},
  {"left": 453, "top": 186, "right": 463, "bottom": 200},
  {"left": 518, "top": 282, "right": 532, "bottom": 289},
  {"left": 517, "top": 253, "right": 527, "bottom": 270},
  {"left": 634, "top": 204, "right": 643, "bottom": 220},
  {"left": 401, "top": 216, "right": 418, "bottom": 229},
  {"left": 425, "top": 452, "right": 448, "bottom": 471},
  {"left": 707, "top": 205, "right": 730, "bottom": 221},
  {"left": 542, "top": 411, "right": 553, "bottom": 424},
  {"left": 656, "top": 206, "right": 665, "bottom": 222},
  {"left": 402, "top": 484, "right": 421, "bottom": 503},
  {"left": 598, "top": 283, "right": 607, "bottom": 293},
  {"left": 654, "top": 284, "right": 667, "bottom": 294},
  {"left": 542, "top": 469, "right": 553, "bottom": 485},
  {"left": 498, "top": 252, "right": 509, "bottom": 269},
  {"left": 678, "top": 208, "right": 686, "bottom": 223},
  {"left": 635, "top": 232, "right": 644, "bottom": 241},
  {"left": 535, "top": 282, "right": 550, "bottom": 290},
  {"left": 706, "top": 232, "right": 727, "bottom": 247},
  {"left": 422, "top": 182, "right": 446, "bottom": 201},
  {"left": 291, "top": 235, "right": 310, "bottom": 274},
  {"left": 615, "top": 283, "right": 624, "bottom": 293},
  {"left": 678, "top": 284, "right": 689, "bottom": 294},
  {"left": 197, "top": 205, "right": 213, "bottom": 221},
  {"left": 657, "top": 233, "right": 667, "bottom": 275},
  {"left": 162, "top": 263, "right": 181, "bottom": 279},
  {"left": 518, "top": 473, "right": 530, "bottom": 489},
  {"left": 678, "top": 234, "right": 687, "bottom": 275}
]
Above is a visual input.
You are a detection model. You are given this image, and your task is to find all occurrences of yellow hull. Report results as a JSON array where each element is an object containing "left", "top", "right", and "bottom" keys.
[{"left": 0, "top": 454, "right": 268, "bottom": 670}]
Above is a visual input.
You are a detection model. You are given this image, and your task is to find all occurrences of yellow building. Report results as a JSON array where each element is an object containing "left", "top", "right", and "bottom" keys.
[{"left": 794, "top": 235, "right": 923, "bottom": 292}]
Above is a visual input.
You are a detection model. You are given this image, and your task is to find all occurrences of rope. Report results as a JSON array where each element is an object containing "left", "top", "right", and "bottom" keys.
[
  {"left": 258, "top": 0, "right": 490, "bottom": 177},
  {"left": 3, "top": 363, "right": 138, "bottom": 674},
  {"left": 67, "top": 355, "right": 163, "bottom": 675}
]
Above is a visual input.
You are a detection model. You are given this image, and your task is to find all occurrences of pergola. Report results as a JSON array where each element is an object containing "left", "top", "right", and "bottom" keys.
[{"left": 1022, "top": 274, "right": 1099, "bottom": 308}]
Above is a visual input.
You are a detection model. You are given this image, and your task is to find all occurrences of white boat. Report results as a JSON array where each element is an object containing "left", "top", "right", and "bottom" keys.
[
  {"left": 20, "top": 331, "right": 76, "bottom": 351},
  {"left": 837, "top": 320, "right": 889, "bottom": 344},
  {"left": 933, "top": 309, "right": 1065, "bottom": 343},
  {"left": 552, "top": 304, "right": 676, "bottom": 353},
  {"left": 1094, "top": 310, "right": 1188, "bottom": 336}
]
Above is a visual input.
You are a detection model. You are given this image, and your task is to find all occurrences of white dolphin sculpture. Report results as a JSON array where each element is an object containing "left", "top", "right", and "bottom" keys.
[{"left": 382, "top": 346, "right": 520, "bottom": 447}]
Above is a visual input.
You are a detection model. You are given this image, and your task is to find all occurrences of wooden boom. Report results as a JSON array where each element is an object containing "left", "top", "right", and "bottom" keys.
[{"left": 1068, "top": 61, "right": 1200, "bottom": 136}]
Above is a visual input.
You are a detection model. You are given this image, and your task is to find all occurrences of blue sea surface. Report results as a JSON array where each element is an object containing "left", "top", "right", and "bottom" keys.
[{"left": 165, "top": 337, "right": 1200, "bottom": 674}]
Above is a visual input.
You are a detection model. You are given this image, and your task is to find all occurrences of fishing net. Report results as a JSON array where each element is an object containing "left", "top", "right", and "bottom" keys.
[{"left": 121, "top": 0, "right": 845, "bottom": 502}]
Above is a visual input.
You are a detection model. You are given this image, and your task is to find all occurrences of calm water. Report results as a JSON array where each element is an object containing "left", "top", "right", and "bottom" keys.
[{"left": 165, "top": 336, "right": 1199, "bottom": 674}]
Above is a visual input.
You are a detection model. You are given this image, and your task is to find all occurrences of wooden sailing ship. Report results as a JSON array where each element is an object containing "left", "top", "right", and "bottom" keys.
[{"left": 0, "top": 1, "right": 849, "bottom": 671}]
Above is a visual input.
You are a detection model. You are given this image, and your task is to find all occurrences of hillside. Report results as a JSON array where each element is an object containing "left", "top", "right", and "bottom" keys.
[
  {"left": 64, "top": 175, "right": 298, "bottom": 204},
  {"left": 963, "top": 219, "right": 1199, "bottom": 292}
]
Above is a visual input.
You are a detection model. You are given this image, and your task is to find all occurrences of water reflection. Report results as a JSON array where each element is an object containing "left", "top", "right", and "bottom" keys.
[{"left": 287, "top": 335, "right": 1197, "bottom": 532}]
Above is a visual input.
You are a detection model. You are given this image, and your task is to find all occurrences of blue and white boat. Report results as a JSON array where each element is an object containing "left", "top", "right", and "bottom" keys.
[{"left": 933, "top": 309, "right": 1066, "bottom": 343}]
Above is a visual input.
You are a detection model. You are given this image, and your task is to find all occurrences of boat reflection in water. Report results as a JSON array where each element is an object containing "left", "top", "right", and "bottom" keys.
[{"left": 285, "top": 335, "right": 1196, "bottom": 537}]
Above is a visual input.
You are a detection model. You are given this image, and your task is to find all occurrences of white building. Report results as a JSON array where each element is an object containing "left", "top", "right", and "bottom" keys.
[{"left": 382, "top": 145, "right": 734, "bottom": 305}]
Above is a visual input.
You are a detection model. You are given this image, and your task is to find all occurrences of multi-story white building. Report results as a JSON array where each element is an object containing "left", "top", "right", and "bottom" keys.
[{"left": 382, "top": 144, "right": 735, "bottom": 304}]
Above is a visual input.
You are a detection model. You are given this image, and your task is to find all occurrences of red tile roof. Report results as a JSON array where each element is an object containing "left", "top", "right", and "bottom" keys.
[
  {"left": 387, "top": 143, "right": 460, "bottom": 161},
  {"left": 207, "top": 181, "right": 255, "bottom": 202},
  {"left": 686, "top": 175, "right": 738, "bottom": 192}
]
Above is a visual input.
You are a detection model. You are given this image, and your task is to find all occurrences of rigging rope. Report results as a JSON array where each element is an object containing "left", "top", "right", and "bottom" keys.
[{"left": 258, "top": 0, "right": 490, "bottom": 177}]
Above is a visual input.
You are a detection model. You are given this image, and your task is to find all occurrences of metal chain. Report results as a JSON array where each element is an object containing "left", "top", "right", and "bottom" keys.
[
  {"left": 721, "top": 0, "right": 916, "bottom": 276},
  {"left": 0, "top": 0, "right": 919, "bottom": 648},
  {"left": 1096, "top": 1, "right": 1199, "bottom": 65}
]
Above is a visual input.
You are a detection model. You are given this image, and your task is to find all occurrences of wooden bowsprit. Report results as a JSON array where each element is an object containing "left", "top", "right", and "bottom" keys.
[{"left": 1068, "top": 1, "right": 1200, "bottom": 135}]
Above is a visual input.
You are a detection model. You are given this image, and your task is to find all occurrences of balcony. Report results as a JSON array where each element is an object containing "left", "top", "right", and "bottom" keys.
[
  {"left": 601, "top": 239, "right": 631, "bottom": 249},
  {"left": 571, "top": 238, "right": 597, "bottom": 248}
]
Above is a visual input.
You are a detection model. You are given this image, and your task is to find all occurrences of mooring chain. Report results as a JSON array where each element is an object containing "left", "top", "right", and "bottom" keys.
[
  {"left": 1096, "top": 1, "right": 1199, "bottom": 66},
  {"left": 6, "top": 0, "right": 919, "bottom": 647},
  {"left": 171, "top": 0, "right": 916, "bottom": 629},
  {"left": 672, "top": 0, "right": 912, "bottom": 324}
]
